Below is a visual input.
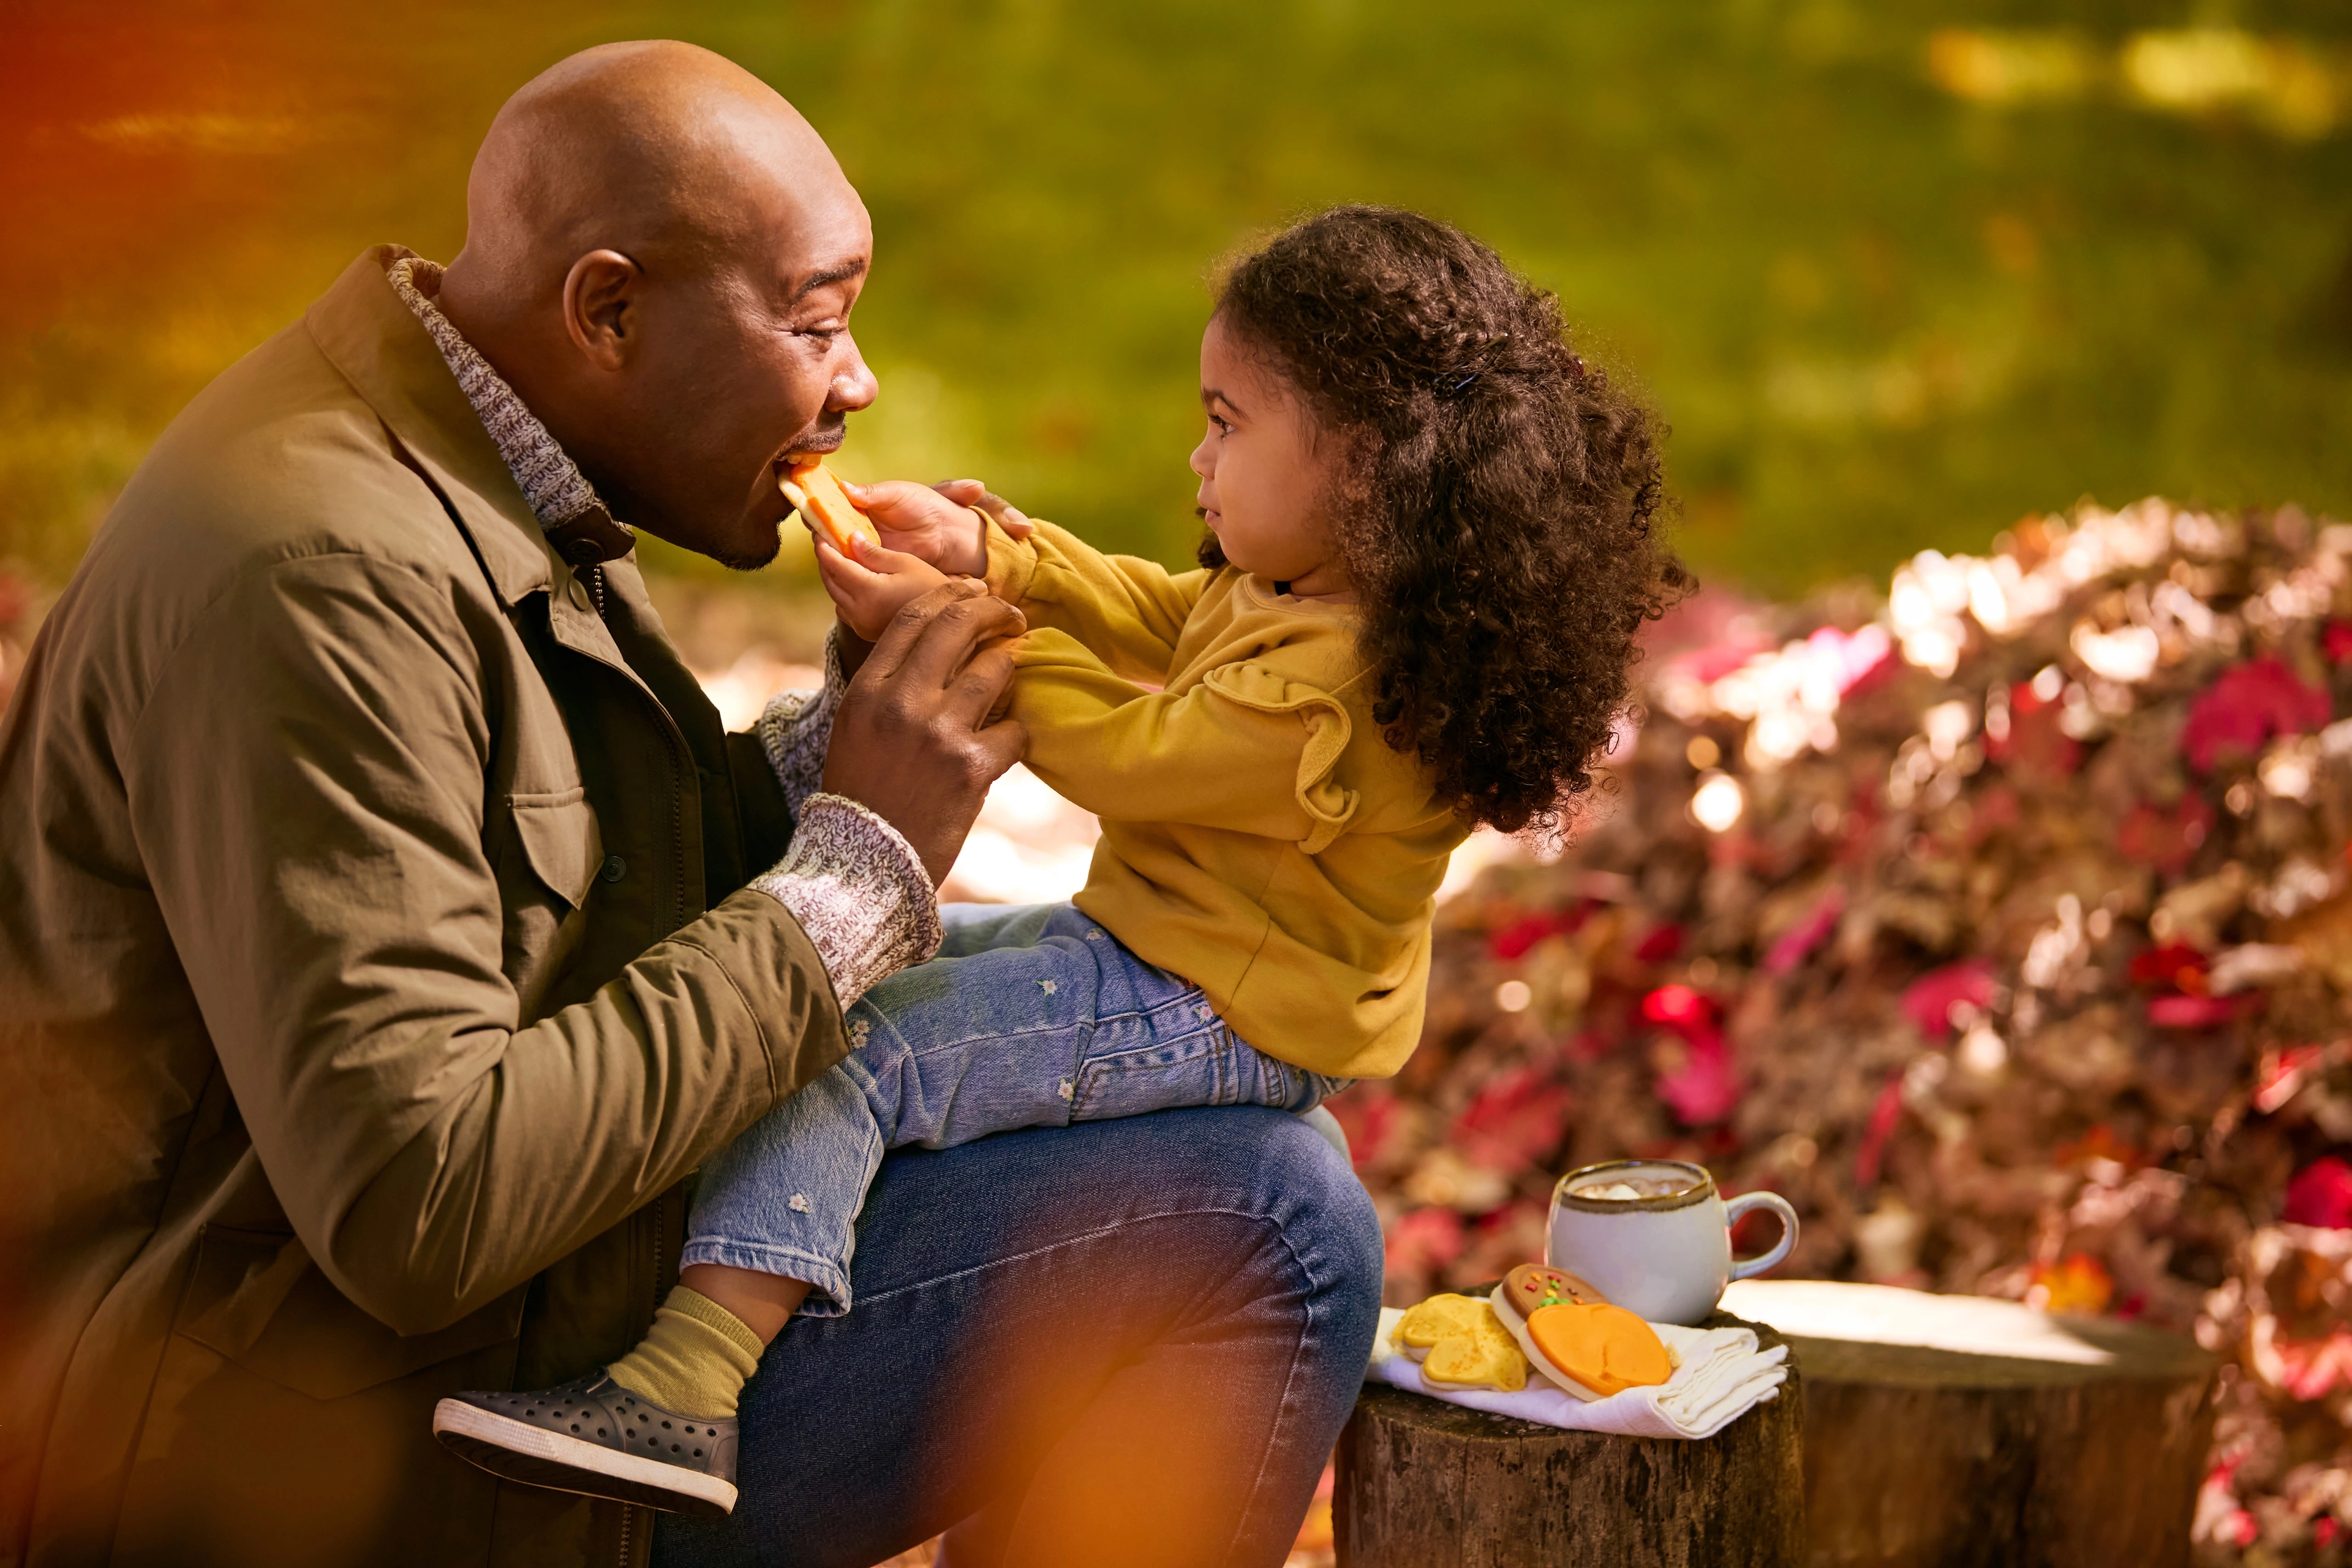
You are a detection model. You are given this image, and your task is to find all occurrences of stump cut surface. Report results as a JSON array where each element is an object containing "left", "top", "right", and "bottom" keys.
[{"left": 1724, "top": 1279, "right": 2217, "bottom": 1568}]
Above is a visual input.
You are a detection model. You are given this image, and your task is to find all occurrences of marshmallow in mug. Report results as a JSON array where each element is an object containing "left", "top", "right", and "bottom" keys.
[{"left": 1545, "top": 1159, "right": 1798, "bottom": 1327}]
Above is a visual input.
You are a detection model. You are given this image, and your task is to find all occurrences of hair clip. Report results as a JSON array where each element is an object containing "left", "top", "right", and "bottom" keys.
[
  {"left": 1439, "top": 369, "right": 1480, "bottom": 398},
  {"left": 1566, "top": 353, "right": 1589, "bottom": 382}
]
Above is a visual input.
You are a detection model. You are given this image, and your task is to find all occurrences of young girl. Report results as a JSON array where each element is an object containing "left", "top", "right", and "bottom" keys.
[{"left": 434, "top": 205, "right": 1686, "bottom": 1517}]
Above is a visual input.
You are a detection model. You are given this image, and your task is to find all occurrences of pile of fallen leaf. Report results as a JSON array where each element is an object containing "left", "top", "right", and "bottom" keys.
[{"left": 1324, "top": 499, "right": 2352, "bottom": 1566}]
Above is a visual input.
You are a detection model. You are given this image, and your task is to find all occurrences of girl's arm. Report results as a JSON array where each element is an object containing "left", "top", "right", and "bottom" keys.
[
  {"left": 1012, "top": 628, "right": 1360, "bottom": 854},
  {"left": 982, "top": 519, "right": 1208, "bottom": 685},
  {"left": 813, "top": 511, "right": 1210, "bottom": 686},
  {"left": 822, "top": 481, "right": 1203, "bottom": 680}
]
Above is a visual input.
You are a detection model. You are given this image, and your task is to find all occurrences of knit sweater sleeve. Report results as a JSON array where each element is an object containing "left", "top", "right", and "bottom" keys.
[
  {"left": 747, "top": 630, "right": 943, "bottom": 1006},
  {"left": 755, "top": 628, "right": 848, "bottom": 822},
  {"left": 748, "top": 793, "right": 941, "bottom": 1009}
]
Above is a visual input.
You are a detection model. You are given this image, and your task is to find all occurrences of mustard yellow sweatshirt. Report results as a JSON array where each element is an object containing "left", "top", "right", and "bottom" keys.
[{"left": 985, "top": 519, "right": 1469, "bottom": 1079}]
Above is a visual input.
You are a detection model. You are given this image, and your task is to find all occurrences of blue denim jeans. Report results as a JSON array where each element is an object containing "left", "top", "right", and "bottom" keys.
[
  {"left": 680, "top": 903, "right": 1349, "bottom": 1316},
  {"left": 652, "top": 1106, "right": 1385, "bottom": 1568}
]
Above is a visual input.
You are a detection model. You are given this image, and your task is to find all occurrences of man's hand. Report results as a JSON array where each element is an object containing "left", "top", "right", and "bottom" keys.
[
  {"left": 820, "top": 580, "right": 1027, "bottom": 886},
  {"left": 839, "top": 478, "right": 1035, "bottom": 578}
]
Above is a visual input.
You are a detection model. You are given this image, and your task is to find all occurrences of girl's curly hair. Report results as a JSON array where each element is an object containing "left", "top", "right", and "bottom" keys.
[{"left": 1210, "top": 205, "right": 1692, "bottom": 834}]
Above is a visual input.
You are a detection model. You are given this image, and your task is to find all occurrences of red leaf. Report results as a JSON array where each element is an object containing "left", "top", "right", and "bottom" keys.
[
  {"left": 1763, "top": 888, "right": 1845, "bottom": 974},
  {"left": 1449, "top": 1066, "right": 1573, "bottom": 1175},
  {"left": 2116, "top": 798, "right": 2213, "bottom": 875},
  {"left": 1901, "top": 959, "right": 1996, "bottom": 1038},
  {"left": 1633, "top": 923, "right": 1685, "bottom": 963},
  {"left": 1656, "top": 1035, "right": 1741, "bottom": 1126},
  {"left": 1853, "top": 1071, "right": 1905, "bottom": 1188},
  {"left": 2128, "top": 941, "right": 2210, "bottom": 992},
  {"left": 1642, "top": 983, "right": 1714, "bottom": 1030},
  {"left": 1488, "top": 906, "right": 1588, "bottom": 960},
  {"left": 1383, "top": 1207, "right": 1466, "bottom": 1278},
  {"left": 1987, "top": 682, "right": 2081, "bottom": 777},
  {"left": 2285, "top": 1156, "right": 2352, "bottom": 1229},
  {"left": 2180, "top": 657, "right": 2331, "bottom": 774},
  {"left": 2147, "top": 992, "right": 2255, "bottom": 1029},
  {"left": 1324, "top": 1087, "right": 1410, "bottom": 1173},
  {"left": 2271, "top": 1326, "right": 2352, "bottom": 1400}
]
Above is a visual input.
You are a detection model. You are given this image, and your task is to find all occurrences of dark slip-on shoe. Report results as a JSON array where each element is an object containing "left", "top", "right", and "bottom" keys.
[{"left": 432, "top": 1370, "right": 738, "bottom": 1517}]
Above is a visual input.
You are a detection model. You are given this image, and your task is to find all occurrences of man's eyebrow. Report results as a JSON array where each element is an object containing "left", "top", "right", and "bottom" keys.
[{"left": 790, "top": 259, "right": 869, "bottom": 303}]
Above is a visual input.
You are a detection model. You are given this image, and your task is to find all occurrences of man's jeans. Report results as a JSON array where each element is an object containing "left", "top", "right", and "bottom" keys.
[
  {"left": 680, "top": 902, "right": 1349, "bottom": 1316},
  {"left": 653, "top": 1106, "right": 1385, "bottom": 1567}
]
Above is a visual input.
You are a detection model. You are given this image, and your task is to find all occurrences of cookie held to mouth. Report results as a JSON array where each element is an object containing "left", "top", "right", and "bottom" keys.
[{"left": 778, "top": 457, "right": 880, "bottom": 554}]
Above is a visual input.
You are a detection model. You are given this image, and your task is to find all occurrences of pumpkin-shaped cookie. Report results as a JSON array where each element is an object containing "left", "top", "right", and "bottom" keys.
[{"left": 1525, "top": 1301, "right": 1674, "bottom": 1398}]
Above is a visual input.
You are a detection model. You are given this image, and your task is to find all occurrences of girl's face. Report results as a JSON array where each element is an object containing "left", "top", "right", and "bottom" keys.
[{"left": 1189, "top": 314, "right": 1348, "bottom": 595}]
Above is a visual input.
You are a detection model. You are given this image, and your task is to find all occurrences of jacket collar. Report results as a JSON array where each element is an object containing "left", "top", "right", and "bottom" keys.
[
  {"left": 304, "top": 245, "right": 628, "bottom": 609},
  {"left": 383, "top": 255, "right": 638, "bottom": 574}
]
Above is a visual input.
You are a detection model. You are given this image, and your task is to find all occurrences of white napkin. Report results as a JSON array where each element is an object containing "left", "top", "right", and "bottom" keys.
[{"left": 1364, "top": 1300, "right": 1789, "bottom": 1440}]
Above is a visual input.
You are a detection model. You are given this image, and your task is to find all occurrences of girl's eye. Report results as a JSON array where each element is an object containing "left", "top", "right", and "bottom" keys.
[{"left": 1210, "top": 414, "right": 1234, "bottom": 435}]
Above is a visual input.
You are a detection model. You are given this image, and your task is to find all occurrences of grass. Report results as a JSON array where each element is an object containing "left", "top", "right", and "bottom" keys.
[{"left": 3, "top": 0, "right": 2348, "bottom": 597}]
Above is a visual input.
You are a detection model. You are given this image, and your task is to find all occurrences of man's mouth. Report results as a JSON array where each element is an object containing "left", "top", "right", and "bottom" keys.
[{"left": 775, "top": 438, "right": 843, "bottom": 475}]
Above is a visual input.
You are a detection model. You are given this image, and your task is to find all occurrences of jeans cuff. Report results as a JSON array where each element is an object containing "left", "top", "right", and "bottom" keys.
[{"left": 677, "top": 1239, "right": 855, "bottom": 1318}]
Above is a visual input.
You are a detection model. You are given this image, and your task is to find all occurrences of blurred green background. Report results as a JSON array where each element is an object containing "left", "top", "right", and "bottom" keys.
[{"left": 4, "top": 0, "right": 2350, "bottom": 603}]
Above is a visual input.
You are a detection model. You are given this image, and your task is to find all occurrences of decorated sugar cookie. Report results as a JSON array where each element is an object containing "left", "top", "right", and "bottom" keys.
[
  {"left": 1499, "top": 1264, "right": 1608, "bottom": 1315},
  {"left": 1392, "top": 1293, "right": 1529, "bottom": 1392}
]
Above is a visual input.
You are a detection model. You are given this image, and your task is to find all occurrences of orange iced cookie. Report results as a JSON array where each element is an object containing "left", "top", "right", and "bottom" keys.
[
  {"left": 1525, "top": 1302, "right": 1674, "bottom": 1398},
  {"left": 779, "top": 458, "right": 881, "bottom": 554}
]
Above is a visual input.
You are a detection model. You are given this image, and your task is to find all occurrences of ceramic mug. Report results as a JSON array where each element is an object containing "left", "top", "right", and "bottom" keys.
[{"left": 1544, "top": 1158, "right": 1799, "bottom": 1326}]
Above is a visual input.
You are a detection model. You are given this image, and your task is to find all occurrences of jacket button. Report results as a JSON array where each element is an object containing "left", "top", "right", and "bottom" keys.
[
  {"left": 568, "top": 575, "right": 593, "bottom": 610},
  {"left": 600, "top": 855, "right": 627, "bottom": 883}
]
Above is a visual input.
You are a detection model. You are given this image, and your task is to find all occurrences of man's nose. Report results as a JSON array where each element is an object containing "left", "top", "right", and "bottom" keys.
[{"left": 827, "top": 334, "right": 880, "bottom": 412}]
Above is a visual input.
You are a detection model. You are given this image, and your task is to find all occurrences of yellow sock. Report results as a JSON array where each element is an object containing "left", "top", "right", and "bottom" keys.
[{"left": 604, "top": 1286, "right": 764, "bottom": 1419}]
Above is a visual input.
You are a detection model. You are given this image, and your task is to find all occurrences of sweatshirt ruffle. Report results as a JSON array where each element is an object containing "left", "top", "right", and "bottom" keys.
[{"left": 1202, "top": 662, "right": 1360, "bottom": 854}]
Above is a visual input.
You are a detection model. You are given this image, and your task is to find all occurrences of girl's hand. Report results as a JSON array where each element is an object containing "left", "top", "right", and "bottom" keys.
[
  {"left": 813, "top": 532, "right": 958, "bottom": 643},
  {"left": 840, "top": 478, "right": 1034, "bottom": 578}
]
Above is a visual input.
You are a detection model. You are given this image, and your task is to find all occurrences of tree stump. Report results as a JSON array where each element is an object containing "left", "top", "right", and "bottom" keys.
[
  {"left": 1721, "top": 1280, "right": 2219, "bottom": 1568},
  {"left": 1335, "top": 1310, "right": 1805, "bottom": 1567}
]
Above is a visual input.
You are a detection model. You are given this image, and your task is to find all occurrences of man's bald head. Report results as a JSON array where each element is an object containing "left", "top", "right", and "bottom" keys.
[
  {"left": 437, "top": 41, "right": 878, "bottom": 570},
  {"left": 461, "top": 41, "right": 846, "bottom": 299}
]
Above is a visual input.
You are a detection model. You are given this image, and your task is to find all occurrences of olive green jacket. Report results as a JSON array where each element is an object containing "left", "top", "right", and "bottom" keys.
[{"left": 0, "top": 247, "right": 850, "bottom": 1567}]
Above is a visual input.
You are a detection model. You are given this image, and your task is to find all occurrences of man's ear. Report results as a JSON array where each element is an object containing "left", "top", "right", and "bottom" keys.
[{"left": 560, "top": 250, "right": 642, "bottom": 371}]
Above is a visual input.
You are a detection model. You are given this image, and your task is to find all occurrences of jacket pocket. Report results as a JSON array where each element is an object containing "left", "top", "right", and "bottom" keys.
[
  {"left": 508, "top": 785, "right": 603, "bottom": 910},
  {"left": 176, "top": 1225, "right": 527, "bottom": 1401}
]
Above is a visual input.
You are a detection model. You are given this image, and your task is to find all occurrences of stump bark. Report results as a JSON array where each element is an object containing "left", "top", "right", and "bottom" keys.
[
  {"left": 1722, "top": 1280, "right": 2218, "bottom": 1568},
  {"left": 1335, "top": 1310, "right": 1805, "bottom": 1568}
]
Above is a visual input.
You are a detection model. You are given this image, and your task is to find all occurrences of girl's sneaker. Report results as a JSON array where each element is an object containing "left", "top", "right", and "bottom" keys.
[{"left": 432, "top": 1370, "right": 739, "bottom": 1517}]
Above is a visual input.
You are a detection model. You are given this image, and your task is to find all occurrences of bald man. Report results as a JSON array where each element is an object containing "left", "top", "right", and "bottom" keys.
[{"left": 0, "top": 39, "right": 1380, "bottom": 1568}]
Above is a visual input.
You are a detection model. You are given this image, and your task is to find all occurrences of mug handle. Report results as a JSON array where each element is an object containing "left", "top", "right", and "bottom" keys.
[{"left": 1725, "top": 1191, "right": 1800, "bottom": 1281}]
